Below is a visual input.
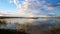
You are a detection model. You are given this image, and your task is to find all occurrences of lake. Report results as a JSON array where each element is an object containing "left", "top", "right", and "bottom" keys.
[{"left": 0, "top": 17, "right": 60, "bottom": 30}]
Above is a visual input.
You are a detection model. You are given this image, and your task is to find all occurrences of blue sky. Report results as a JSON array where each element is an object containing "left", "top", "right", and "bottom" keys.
[
  {"left": 0, "top": 0, "right": 17, "bottom": 12},
  {"left": 0, "top": 0, "right": 60, "bottom": 17}
]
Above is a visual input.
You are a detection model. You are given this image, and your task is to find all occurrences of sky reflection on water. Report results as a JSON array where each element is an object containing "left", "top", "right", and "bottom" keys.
[{"left": 0, "top": 18, "right": 60, "bottom": 29}]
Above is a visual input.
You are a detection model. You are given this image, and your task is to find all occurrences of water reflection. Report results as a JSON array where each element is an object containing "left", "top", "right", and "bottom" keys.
[{"left": 0, "top": 17, "right": 60, "bottom": 30}]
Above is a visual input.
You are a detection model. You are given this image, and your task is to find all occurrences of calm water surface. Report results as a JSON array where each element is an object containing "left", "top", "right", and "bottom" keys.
[{"left": 0, "top": 18, "right": 60, "bottom": 29}]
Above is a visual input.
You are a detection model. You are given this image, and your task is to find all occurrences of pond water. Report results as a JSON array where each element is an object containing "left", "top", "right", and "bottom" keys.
[{"left": 0, "top": 17, "right": 60, "bottom": 30}]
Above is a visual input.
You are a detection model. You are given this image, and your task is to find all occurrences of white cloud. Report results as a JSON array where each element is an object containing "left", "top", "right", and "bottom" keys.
[
  {"left": 47, "top": 7, "right": 54, "bottom": 10},
  {"left": 10, "top": 0, "right": 13, "bottom": 3},
  {"left": 8, "top": 0, "right": 55, "bottom": 17}
]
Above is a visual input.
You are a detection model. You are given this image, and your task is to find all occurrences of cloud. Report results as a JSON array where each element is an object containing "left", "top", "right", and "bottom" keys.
[
  {"left": 45, "top": 0, "right": 60, "bottom": 7},
  {"left": 9, "top": 0, "right": 55, "bottom": 17},
  {"left": 0, "top": 11, "right": 10, "bottom": 16}
]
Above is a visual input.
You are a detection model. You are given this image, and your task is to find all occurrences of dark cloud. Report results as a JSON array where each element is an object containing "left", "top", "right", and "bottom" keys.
[
  {"left": 47, "top": 3, "right": 60, "bottom": 7},
  {"left": 46, "top": 0, "right": 60, "bottom": 7}
]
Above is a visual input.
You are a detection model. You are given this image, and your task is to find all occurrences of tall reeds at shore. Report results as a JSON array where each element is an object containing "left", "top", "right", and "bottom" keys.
[{"left": 0, "top": 20, "right": 6, "bottom": 25}]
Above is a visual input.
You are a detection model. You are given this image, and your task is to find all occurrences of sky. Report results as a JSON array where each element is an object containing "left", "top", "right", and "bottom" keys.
[{"left": 0, "top": 0, "right": 60, "bottom": 17}]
